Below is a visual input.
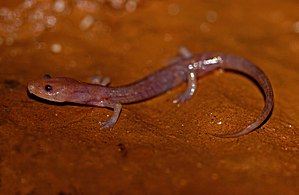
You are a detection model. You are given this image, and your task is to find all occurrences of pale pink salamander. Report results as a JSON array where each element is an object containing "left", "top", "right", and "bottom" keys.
[{"left": 27, "top": 49, "right": 274, "bottom": 138}]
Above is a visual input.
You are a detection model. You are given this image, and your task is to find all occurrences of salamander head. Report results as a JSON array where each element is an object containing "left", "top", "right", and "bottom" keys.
[{"left": 27, "top": 75, "right": 84, "bottom": 103}]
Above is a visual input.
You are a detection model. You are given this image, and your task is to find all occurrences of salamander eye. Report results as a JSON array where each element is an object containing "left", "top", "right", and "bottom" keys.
[{"left": 45, "top": 85, "right": 52, "bottom": 91}]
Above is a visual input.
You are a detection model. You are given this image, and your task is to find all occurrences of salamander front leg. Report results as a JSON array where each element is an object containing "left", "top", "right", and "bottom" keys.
[
  {"left": 99, "top": 103, "right": 122, "bottom": 129},
  {"left": 178, "top": 46, "right": 192, "bottom": 58},
  {"left": 90, "top": 75, "right": 111, "bottom": 86},
  {"left": 168, "top": 47, "right": 193, "bottom": 65},
  {"left": 173, "top": 67, "right": 197, "bottom": 104}
]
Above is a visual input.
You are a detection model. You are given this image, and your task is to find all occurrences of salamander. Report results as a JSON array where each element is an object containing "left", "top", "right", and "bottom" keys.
[{"left": 27, "top": 49, "right": 274, "bottom": 138}]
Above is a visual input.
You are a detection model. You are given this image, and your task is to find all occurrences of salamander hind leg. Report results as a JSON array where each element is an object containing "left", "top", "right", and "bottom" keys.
[
  {"left": 99, "top": 103, "right": 122, "bottom": 129},
  {"left": 173, "top": 66, "right": 197, "bottom": 104}
]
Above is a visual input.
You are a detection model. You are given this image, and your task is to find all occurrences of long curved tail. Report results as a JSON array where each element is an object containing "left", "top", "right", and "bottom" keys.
[{"left": 210, "top": 54, "right": 274, "bottom": 138}]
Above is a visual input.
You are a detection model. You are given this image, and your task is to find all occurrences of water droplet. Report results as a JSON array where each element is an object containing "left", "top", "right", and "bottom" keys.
[
  {"left": 168, "top": 3, "right": 180, "bottom": 16},
  {"left": 206, "top": 11, "right": 218, "bottom": 23},
  {"left": 46, "top": 16, "right": 57, "bottom": 28},
  {"left": 125, "top": 0, "right": 137, "bottom": 12},
  {"left": 79, "top": 15, "right": 95, "bottom": 31},
  {"left": 51, "top": 43, "right": 62, "bottom": 53},
  {"left": 53, "top": 0, "right": 66, "bottom": 13}
]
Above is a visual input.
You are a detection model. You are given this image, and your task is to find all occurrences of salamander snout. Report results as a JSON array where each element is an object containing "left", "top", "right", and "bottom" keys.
[
  {"left": 27, "top": 81, "right": 35, "bottom": 94},
  {"left": 27, "top": 77, "right": 70, "bottom": 102},
  {"left": 27, "top": 80, "right": 43, "bottom": 95}
]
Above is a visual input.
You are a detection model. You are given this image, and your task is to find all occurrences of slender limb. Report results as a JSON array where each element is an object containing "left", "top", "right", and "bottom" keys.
[
  {"left": 99, "top": 103, "right": 122, "bottom": 128},
  {"left": 90, "top": 75, "right": 111, "bottom": 86},
  {"left": 173, "top": 65, "right": 197, "bottom": 104},
  {"left": 168, "top": 47, "right": 193, "bottom": 65},
  {"left": 178, "top": 46, "right": 192, "bottom": 58}
]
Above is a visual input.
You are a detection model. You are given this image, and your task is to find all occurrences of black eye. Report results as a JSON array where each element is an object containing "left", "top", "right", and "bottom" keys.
[{"left": 45, "top": 85, "right": 52, "bottom": 91}]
